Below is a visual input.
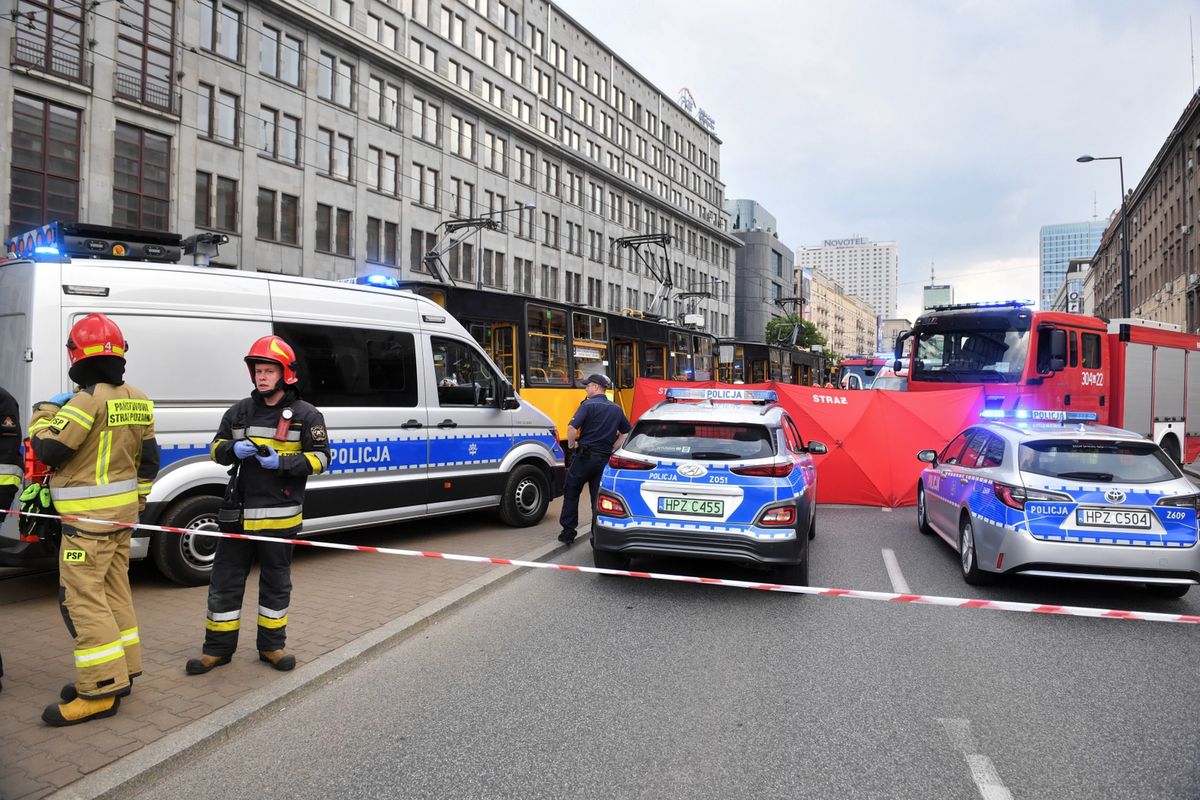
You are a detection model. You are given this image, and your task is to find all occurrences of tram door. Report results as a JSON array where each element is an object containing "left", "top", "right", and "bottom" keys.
[
  {"left": 613, "top": 339, "right": 637, "bottom": 417},
  {"left": 470, "top": 323, "right": 519, "bottom": 387}
]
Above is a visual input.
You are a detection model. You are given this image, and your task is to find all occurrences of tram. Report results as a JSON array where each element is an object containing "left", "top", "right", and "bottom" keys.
[
  {"left": 717, "top": 340, "right": 827, "bottom": 386},
  {"left": 404, "top": 281, "right": 717, "bottom": 436}
]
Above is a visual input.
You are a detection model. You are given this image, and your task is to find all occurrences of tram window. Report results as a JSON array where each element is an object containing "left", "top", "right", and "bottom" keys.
[
  {"left": 526, "top": 304, "right": 570, "bottom": 385},
  {"left": 669, "top": 332, "right": 690, "bottom": 380},
  {"left": 572, "top": 311, "right": 608, "bottom": 386},
  {"left": 641, "top": 344, "right": 665, "bottom": 378},
  {"left": 692, "top": 335, "right": 714, "bottom": 381}
]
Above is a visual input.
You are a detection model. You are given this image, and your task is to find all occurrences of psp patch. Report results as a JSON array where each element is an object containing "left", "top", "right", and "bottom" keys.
[
  {"left": 63, "top": 549, "right": 86, "bottom": 563},
  {"left": 310, "top": 424, "right": 328, "bottom": 444}
]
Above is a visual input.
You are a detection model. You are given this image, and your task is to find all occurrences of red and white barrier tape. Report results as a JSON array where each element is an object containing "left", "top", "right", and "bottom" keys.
[{"left": 5, "top": 508, "right": 1198, "bottom": 625}]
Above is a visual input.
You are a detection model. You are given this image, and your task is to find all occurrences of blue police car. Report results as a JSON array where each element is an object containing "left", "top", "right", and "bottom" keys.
[
  {"left": 591, "top": 389, "right": 827, "bottom": 584},
  {"left": 916, "top": 410, "right": 1199, "bottom": 597}
]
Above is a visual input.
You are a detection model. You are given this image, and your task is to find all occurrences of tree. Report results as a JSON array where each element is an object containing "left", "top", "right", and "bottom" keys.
[{"left": 765, "top": 315, "right": 826, "bottom": 349}]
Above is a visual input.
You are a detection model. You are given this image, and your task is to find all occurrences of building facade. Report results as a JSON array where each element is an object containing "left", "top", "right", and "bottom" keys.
[
  {"left": 922, "top": 283, "right": 953, "bottom": 310},
  {"left": 3, "top": 0, "right": 738, "bottom": 335},
  {"left": 879, "top": 317, "right": 911, "bottom": 353},
  {"left": 1090, "top": 90, "right": 1200, "bottom": 332},
  {"left": 1038, "top": 220, "right": 1104, "bottom": 310},
  {"left": 796, "top": 236, "right": 896, "bottom": 320},
  {"left": 804, "top": 265, "right": 875, "bottom": 357},
  {"left": 726, "top": 198, "right": 793, "bottom": 343},
  {"left": 1049, "top": 257, "right": 1089, "bottom": 314}
]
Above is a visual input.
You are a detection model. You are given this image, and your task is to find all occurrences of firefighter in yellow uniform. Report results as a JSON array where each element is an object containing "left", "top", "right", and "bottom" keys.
[{"left": 29, "top": 314, "right": 159, "bottom": 726}]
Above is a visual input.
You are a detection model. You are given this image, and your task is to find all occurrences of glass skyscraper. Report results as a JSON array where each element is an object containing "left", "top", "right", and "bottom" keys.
[{"left": 1039, "top": 221, "right": 1105, "bottom": 310}]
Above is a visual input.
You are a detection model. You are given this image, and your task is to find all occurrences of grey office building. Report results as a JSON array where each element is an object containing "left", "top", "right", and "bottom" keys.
[
  {"left": 2, "top": 0, "right": 737, "bottom": 335},
  {"left": 1039, "top": 221, "right": 1104, "bottom": 310},
  {"left": 725, "top": 198, "right": 794, "bottom": 343}
]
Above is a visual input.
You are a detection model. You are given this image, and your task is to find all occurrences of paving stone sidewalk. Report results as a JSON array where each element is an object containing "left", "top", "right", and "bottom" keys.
[{"left": 0, "top": 500, "right": 583, "bottom": 800}]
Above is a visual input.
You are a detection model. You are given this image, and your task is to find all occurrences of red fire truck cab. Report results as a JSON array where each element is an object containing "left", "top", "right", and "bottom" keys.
[{"left": 896, "top": 301, "right": 1200, "bottom": 463}]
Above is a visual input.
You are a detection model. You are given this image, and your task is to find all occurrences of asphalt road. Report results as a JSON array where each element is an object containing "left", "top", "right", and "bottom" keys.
[{"left": 129, "top": 506, "right": 1200, "bottom": 800}]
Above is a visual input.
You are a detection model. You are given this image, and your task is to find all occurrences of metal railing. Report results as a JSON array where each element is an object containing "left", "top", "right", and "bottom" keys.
[{"left": 12, "top": 35, "right": 90, "bottom": 85}]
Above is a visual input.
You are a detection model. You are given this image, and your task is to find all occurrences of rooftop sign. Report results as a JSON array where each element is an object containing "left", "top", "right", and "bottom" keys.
[{"left": 677, "top": 88, "right": 717, "bottom": 133}]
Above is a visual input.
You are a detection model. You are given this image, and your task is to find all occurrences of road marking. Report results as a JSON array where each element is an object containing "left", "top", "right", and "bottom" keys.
[
  {"left": 937, "top": 718, "right": 1015, "bottom": 800},
  {"left": 882, "top": 548, "right": 910, "bottom": 594}
]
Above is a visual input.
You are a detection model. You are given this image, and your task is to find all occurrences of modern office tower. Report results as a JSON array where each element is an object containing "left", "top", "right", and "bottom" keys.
[
  {"left": 1039, "top": 221, "right": 1104, "bottom": 311},
  {"left": 923, "top": 266, "right": 953, "bottom": 309},
  {"left": 3, "top": 0, "right": 737, "bottom": 335},
  {"left": 796, "top": 236, "right": 897, "bottom": 320},
  {"left": 725, "top": 198, "right": 794, "bottom": 342}
]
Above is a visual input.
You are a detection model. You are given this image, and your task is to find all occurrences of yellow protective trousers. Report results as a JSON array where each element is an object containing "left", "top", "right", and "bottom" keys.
[{"left": 58, "top": 526, "right": 140, "bottom": 698}]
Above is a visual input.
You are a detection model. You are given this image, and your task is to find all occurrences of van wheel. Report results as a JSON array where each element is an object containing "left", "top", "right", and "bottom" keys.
[
  {"left": 1161, "top": 436, "right": 1182, "bottom": 466},
  {"left": 152, "top": 495, "right": 221, "bottom": 585},
  {"left": 498, "top": 465, "right": 549, "bottom": 527}
]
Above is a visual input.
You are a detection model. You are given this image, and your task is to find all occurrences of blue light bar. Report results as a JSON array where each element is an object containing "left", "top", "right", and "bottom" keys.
[
  {"left": 666, "top": 388, "right": 777, "bottom": 403},
  {"left": 981, "top": 408, "right": 1099, "bottom": 423},
  {"left": 33, "top": 245, "right": 60, "bottom": 256},
  {"left": 361, "top": 273, "right": 400, "bottom": 289}
]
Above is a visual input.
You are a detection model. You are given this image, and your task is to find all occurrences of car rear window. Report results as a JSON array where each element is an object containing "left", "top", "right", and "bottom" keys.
[
  {"left": 1018, "top": 439, "right": 1180, "bottom": 484},
  {"left": 624, "top": 421, "right": 775, "bottom": 461}
]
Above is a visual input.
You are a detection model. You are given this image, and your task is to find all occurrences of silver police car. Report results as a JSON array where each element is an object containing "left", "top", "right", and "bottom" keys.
[
  {"left": 592, "top": 389, "right": 827, "bottom": 584},
  {"left": 916, "top": 411, "right": 1198, "bottom": 597}
]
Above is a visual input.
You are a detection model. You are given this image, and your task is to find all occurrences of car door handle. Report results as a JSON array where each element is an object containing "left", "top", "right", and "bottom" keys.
[
  {"left": 437, "top": 419, "right": 458, "bottom": 429},
  {"left": 400, "top": 419, "right": 423, "bottom": 429}
]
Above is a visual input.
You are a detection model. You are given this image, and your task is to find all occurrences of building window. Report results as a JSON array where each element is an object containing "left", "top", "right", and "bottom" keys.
[
  {"left": 199, "top": 0, "right": 241, "bottom": 62},
  {"left": 412, "top": 163, "right": 439, "bottom": 208},
  {"left": 9, "top": 94, "right": 81, "bottom": 237},
  {"left": 481, "top": 248, "right": 505, "bottom": 288},
  {"left": 413, "top": 96, "right": 440, "bottom": 144},
  {"left": 366, "top": 217, "right": 399, "bottom": 265},
  {"left": 113, "top": 122, "right": 169, "bottom": 231},
  {"left": 256, "top": 188, "right": 299, "bottom": 244},
  {"left": 114, "top": 0, "right": 176, "bottom": 111},
  {"left": 316, "top": 128, "right": 353, "bottom": 181},
  {"left": 259, "top": 107, "right": 300, "bottom": 164},
  {"left": 368, "top": 76, "right": 402, "bottom": 129},
  {"left": 195, "top": 171, "right": 238, "bottom": 232},
  {"left": 13, "top": 0, "right": 85, "bottom": 83},
  {"left": 483, "top": 132, "right": 506, "bottom": 173},
  {"left": 260, "top": 26, "right": 303, "bottom": 86},
  {"left": 449, "top": 116, "right": 475, "bottom": 159},
  {"left": 318, "top": 52, "right": 356, "bottom": 108},
  {"left": 315, "top": 203, "right": 352, "bottom": 256}
]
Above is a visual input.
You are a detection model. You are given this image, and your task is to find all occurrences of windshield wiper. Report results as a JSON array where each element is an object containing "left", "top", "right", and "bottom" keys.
[{"left": 1056, "top": 471, "right": 1114, "bottom": 481}]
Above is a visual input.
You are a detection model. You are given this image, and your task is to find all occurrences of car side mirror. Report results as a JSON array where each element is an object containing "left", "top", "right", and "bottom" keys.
[
  {"left": 893, "top": 359, "right": 902, "bottom": 372},
  {"left": 917, "top": 449, "right": 938, "bottom": 464},
  {"left": 806, "top": 440, "right": 828, "bottom": 455}
]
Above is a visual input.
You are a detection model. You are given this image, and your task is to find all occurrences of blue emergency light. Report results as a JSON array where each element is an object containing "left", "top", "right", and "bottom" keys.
[
  {"left": 360, "top": 273, "right": 400, "bottom": 289},
  {"left": 665, "top": 388, "right": 778, "bottom": 403},
  {"left": 980, "top": 408, "right": 1099, "bottom": 423}
]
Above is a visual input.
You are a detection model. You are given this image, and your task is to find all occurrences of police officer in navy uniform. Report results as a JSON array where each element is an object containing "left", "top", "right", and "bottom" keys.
[{"left": 558, "top": 373, "right": 630, "bottom": 545}]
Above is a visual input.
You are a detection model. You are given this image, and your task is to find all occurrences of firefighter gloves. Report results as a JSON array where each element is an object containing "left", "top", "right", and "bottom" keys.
[
  {"left": 48, "top": 392, "right": 75, "bottom": 406},
  {"left": 232, "top": 440, "right": 258, "bottom": 459},
  {"left": 255, "top": 446, "right": 280, "bottom": 470}
]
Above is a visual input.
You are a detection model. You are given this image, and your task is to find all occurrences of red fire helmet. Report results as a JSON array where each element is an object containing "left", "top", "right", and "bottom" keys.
[
  {"left": 244, "top": 335, "right": 298, "bottom": 385},
  {"left": 66, "top": 313, "right": 127, "bottom": 365}
]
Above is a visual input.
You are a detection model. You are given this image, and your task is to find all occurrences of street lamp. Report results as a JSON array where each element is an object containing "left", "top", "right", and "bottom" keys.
[{"left": 1077, "top": 154, "right": 1130, "bottom": 318}]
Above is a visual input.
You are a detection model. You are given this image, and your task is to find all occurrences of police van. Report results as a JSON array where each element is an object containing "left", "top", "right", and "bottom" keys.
[{"left": 0, "top": 223, "right": 565, "bottom": 584}]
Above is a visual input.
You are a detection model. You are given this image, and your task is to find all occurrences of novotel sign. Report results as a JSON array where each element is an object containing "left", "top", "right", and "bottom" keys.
[
  {"left": 823, "top": 237, "right": 867, "bottom": 247},
  {"left": 678, "top": 88, "right": 717, "bottom": 133}
]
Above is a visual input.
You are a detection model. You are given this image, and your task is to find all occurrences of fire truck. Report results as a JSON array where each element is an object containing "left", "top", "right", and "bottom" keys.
[
  {"left": 895, "top": 301, "right": 1200, "bottom": 464},
  {"left": 837, "top": 353, "right": 891, "bottom": 390}
]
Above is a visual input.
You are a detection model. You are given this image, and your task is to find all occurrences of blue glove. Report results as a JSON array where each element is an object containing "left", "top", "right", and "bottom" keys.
[
  {"left": 48, "top": 392, "right": 75, "bottom": 406},
  {"left": 232, "top": 440, "right": 258, "bottom": 460},
  {"left": 255, "top": 445, "right": 280, "bottom": 470}
]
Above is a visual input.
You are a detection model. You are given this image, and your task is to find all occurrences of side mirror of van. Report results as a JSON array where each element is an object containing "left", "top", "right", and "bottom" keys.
[{"left": 499, "top": 382, "right": 520, "bottom": 410}]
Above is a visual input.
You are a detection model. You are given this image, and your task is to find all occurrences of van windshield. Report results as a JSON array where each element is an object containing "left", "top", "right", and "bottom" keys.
[
  {"left": 624, "top": 421, "right": 775, "bottom": 461},
  {"left": 1018, "top": 440, "right": 1181, "bottom": 484}
]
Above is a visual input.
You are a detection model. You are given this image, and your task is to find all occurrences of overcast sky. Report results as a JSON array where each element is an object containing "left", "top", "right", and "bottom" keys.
[{"left": 560, "top": 0, "right": 1199, "bottom": 321}]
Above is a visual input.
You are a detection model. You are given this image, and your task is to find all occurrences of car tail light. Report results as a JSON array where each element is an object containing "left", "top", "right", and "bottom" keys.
[
  {"left": 993, "top": 482, "right": 1071, "bottom": 511},
  {"left": 732, "top": 462, "right": 794, "bottom": 478},
  {"left": 1156, "top": 493, "right": 1200, "bottom": 510},
  {"left": 596, "top": 492, "right": 628, "bottom": 518},
  {"left": 608, "top": 454, "right": 654, "bottom": 470},
  {"left": 757, "top": 506, "right": 797, "bottom": 526}
]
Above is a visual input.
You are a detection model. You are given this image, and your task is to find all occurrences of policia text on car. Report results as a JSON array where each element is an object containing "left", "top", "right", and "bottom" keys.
[{"left": 29, "top": 314, "right": 160, "bottom": 727}]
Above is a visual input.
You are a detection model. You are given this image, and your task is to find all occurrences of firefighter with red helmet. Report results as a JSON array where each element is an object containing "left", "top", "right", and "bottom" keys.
[
  {"left": 29, "top": 313, "right": 159, "bottom": 726},
  {"left": 186, "top": 335, "right": 329, "bottom": 675}
]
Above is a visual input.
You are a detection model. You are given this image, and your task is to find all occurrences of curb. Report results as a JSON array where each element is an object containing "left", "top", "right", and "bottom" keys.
[{"left": 51, "top": 530, "right": 588, "bottom": 800}]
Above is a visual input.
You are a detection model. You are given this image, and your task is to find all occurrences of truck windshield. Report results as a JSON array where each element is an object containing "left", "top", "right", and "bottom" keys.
[{"left": 912, "top": 325, "right": 1030, "bottom": 383}]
